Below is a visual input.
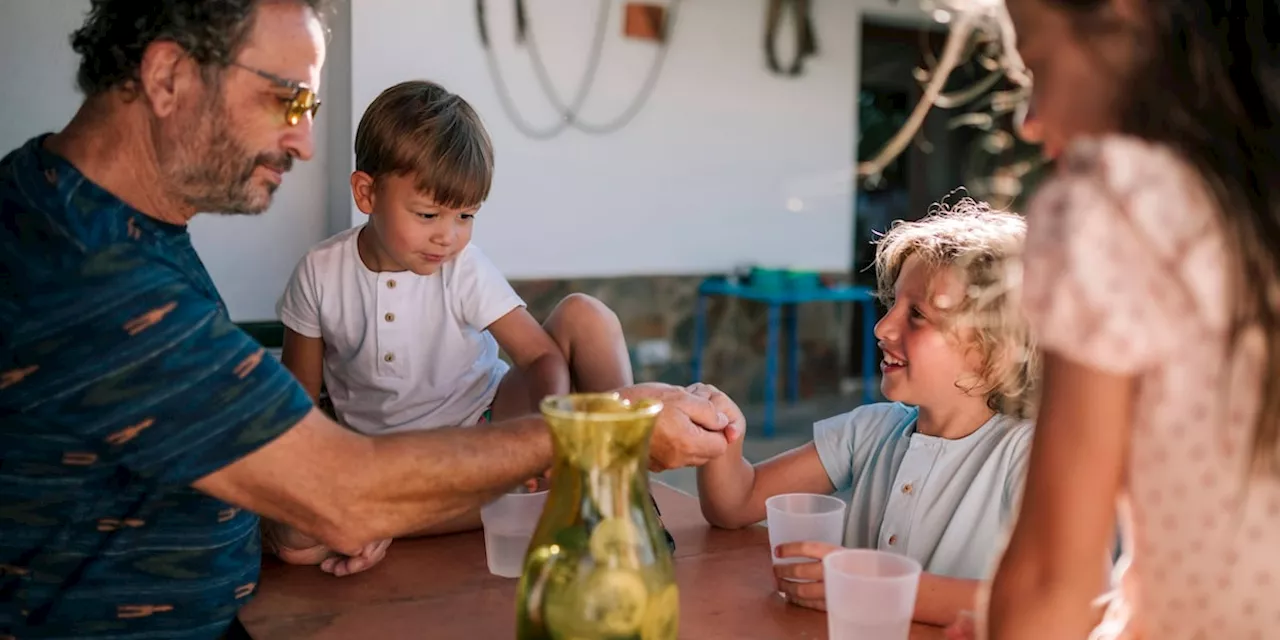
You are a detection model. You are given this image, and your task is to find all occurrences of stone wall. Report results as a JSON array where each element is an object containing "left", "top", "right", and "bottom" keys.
[{"left": 511, "top": 275, "right": 876, "bottom": 404}]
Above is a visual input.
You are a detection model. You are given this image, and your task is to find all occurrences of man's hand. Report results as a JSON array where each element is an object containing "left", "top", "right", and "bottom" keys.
[
  {"left": 263, "top": 520, "right": 391, "bottom": 578},
  {"left": 685, "top": 382, "right": 745, "bottom": 440},
  {"left": 772, "top": 540, "right": 843, "bottom": 611},
  {"left": 618, "top": 383, "right": 739, "bottom": 471},
  {"left": 320, "top": 538, "right": 393, "bottom": 577}
]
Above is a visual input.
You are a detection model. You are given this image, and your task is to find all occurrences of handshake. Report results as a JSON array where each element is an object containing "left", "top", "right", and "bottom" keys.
[{"left": 618, "top": 381, "right": 746, "bottom": 472}]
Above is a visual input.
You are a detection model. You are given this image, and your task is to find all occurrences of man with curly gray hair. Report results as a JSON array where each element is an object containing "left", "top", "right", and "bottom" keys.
[
  {"left": 65, "top": 0, "right": 332, "bottom": 215},
  {"left": 0, "top": 2, "right": 740, "bottom": 638}
]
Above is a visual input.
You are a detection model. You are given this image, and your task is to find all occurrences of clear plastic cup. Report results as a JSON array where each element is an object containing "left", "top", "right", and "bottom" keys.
[
  {"left": 765, "top": 493, "right": 847, "bottom": 592},
  {"left": 765, "top": 493, "right": 847, "bottom": 557},
  {"left": 823, "top": 549, "right": 922, "bottom": 640},
  {"left": 480, "top": 482, "right": 549, "bottom": 578}
]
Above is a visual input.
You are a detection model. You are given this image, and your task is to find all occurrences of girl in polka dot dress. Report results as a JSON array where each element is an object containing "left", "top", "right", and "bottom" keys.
[{"left": 981, "top": 1, "right": 1280, "bottom": 639}]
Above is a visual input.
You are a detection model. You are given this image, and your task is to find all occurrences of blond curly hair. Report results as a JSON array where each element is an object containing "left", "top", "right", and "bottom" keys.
[{"left": 872, "top": 194, "right": 1038, "bottom": 418}]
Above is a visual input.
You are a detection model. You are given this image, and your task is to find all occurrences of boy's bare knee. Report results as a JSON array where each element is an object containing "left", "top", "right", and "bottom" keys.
[{"left": 548, "top": 293, "right": 621, "bottom": 334}]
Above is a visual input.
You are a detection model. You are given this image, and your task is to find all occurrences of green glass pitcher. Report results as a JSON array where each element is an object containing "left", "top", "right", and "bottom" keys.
[{"left": 515, "top": 392, "right": 679, "bottom": 640}]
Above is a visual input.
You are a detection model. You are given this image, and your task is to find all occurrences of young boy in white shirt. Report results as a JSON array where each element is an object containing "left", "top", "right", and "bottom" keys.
[{"left": 273, "top": 80, "right": 635, "bottom": 547}]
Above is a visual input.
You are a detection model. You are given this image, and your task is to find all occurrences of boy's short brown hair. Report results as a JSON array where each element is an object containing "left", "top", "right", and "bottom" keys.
[
  {"left": 873, "top": 194, "right": 1038, "bottom": 418},
  {"left": 354, "top": 80, "right": 493, "bottom": 208}
]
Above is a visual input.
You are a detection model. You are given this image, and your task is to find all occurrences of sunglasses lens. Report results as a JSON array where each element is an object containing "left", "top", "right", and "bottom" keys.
[{"left": 286, "top": 90, "right": 319, "bottom": 126}]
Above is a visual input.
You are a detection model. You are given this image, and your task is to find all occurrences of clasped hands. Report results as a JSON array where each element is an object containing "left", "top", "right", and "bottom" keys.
[{"left": 623, "top": 381, "right": 745, "bottom": 472}]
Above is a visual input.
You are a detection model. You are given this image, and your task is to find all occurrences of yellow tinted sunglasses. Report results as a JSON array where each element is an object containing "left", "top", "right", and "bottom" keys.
[{"left": 231, "top": 62, "right": 321, "bottom": 126}]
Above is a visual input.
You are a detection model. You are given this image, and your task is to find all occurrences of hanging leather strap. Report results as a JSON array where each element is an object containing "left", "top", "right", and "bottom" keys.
[
  {"left": 765, "top": 0, "right": 819, "bottom": 76},
  {"left": 476, "top": 0, "right": 528, "bottom": 47},
  {"left": 515, "top": 0, "right": 528, "bottom": 43},
  {"left": 476, "top": 0, "right": 489, "bottom": 46}
]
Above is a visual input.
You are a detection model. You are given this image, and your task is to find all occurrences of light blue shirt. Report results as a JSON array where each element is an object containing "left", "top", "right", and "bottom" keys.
[{"left": 814, "top": 402, "right": 1034, "bottom": 579}]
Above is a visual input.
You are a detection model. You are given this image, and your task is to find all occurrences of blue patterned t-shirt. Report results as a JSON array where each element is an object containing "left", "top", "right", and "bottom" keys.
[{"left": 0, "top": 134, "right": 314, "bottom": 639}]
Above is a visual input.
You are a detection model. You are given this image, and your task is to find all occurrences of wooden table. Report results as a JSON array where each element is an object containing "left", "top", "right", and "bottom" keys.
[{"left": 240, "top": 484, "right": 945, "bottom": 639}]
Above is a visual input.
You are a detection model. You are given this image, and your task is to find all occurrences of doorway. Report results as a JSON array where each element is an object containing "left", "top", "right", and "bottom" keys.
[{"left": 847, "top": 16, "right": 994, "bottom": 383}]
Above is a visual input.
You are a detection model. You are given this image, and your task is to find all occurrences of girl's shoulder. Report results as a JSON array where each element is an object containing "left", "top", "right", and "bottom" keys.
[{"left": 1047, "top": 134, "right": 1218, "bottom": 253}]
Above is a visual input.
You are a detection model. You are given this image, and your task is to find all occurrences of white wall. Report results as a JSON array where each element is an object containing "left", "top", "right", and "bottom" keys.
[
  {"left": 353, "top": 0, "right": 865, "bottom": 278},
  {"left": 0, "top": 0, "right": 926, "bottom": 319},
  {"left": 0, "top": 1, "right": 84, "bottom": 148},
  {"left": 0, "top": 0, "right": 346, "bottom": 321}
]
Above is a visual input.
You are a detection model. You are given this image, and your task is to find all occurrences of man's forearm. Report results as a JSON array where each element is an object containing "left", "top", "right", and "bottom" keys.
[
  {"left": 406, "top": 508, "right": 482, "bottom": 537},
  {"left": 345, "top": 415, "right": 552, "bottom": 545}
]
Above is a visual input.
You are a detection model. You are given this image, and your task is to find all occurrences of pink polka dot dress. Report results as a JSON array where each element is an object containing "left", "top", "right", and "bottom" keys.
[{"left": 1020, "top": 135, "right": 1280, "bottom": 639}]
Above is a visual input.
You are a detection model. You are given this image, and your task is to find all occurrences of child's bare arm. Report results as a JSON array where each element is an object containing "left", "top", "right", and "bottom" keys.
[
  {"left": 265, "top": 329, "right": 330, "bottom": 567},
  {"left": 488, "top": 307, "right": 570, "bottom": 404},
  {"left": 772, "top": 523, "right": 989, "bottom": 626},
  {"left": 697, "top": 438, "right": 836, "bottom": 529},
  {"left": 986, "top": 354, "right": 1128, "bottom": 639},
  {"left": 690, "top": 383, "right": 832, "bottom": 528},
  {"left": 915, "top": 574, "right": 981, "bottom": 627},
  {"left": 281, "top": 328, "right": 325, "bottom": 402},
  {"left": 774, "top": 542, "right": 980, "bottom": 625}
]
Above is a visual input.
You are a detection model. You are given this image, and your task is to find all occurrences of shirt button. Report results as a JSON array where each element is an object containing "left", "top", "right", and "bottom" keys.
[
  {"left": 887, "top": 534, "right": 898, "bottom": 546},
  {"left": 386, "top": 279, "right": 397, "bottom": 289},
  {"left": 902, "top": 483, "right": 913, "bottom": 495},
  {"left": 384, "top": 352, "right": 395, "bottom": 363},
  {"left": 385, "top": 312, "right": 396, "bottom": 322}
]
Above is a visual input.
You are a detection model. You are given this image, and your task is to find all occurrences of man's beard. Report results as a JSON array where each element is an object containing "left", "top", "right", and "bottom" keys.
[{"left": 156, "top": 96, "right": 293, "bottom": 215}]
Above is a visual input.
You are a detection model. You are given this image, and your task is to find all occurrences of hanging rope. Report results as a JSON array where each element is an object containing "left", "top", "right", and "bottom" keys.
[
  {"left": 523, "top": 0, "right": 680, "bottom": 134},
  {"left": 515, "top": 0, "right": 528, "bottom": 43},
  {"left": 476, "top": 0, "right": 596, "bottom": 139},
  {"left": 764, "top": 0, "right": 818, "bottom": 77},
  {"left": 476, "top": 0, "right": 679, "bottom": 139}
]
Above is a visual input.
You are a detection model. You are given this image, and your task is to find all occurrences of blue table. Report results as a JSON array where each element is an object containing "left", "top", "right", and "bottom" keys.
[{"left": 690, "top": 279, "right": 880, "bottom": 437}]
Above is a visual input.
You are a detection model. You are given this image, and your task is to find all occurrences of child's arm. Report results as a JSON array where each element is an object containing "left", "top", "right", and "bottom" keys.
[
  {"left": 277, "top": 252, "right": 325, "bottom": 403},
  {"left": 696, "top": 434, "right": 835, "bottom": 529},
  {"left": 985, "top": 354, "right": 1128, "bottom": 639},
  {"left": 281, "top": 328, "right": 325, "bottom": 401},
  {"left": 774, "top": 541, "right": 979, "bottom": 626},
  {"left": 488, "top": 308, "right": 570, "bottom": 405},
  {"left": 275, "top": 329, "right": 401, "bottom": 571},
  {"left": 915, "top": 574, "right": 982, "bottom": 627}
]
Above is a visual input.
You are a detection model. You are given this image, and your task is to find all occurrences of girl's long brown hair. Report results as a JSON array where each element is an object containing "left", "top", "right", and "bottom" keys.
[{"left": 1053, "top": 0, "right": 1280, "bottom": 475}]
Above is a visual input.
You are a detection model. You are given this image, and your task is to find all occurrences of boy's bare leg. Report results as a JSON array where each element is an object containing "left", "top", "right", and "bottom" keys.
[
  {"left": 490, "top": 293, "right": 634, "bottom": 421},
  {"left": 407, "top": 295, "right": 631, "bottom": 537},
  {"left": 545, "top": 293, "right": 634, "bottom": 391}
]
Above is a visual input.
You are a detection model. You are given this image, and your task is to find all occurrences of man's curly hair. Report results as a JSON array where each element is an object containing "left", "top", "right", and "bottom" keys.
[{"left": 70, "top": 0, "right": 330, "bottom": 97}]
